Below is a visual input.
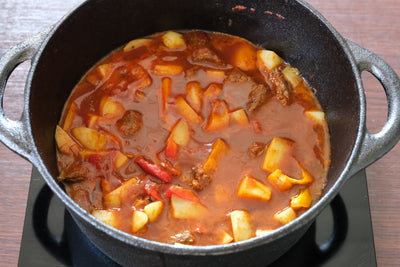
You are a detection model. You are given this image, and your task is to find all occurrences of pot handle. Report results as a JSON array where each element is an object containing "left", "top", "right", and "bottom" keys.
[
  {"left": 345, "top": 39, "right": 400, "bottom": 176},
  {"left": 0, "top": 28, "right": 50, "bottom": 162}
]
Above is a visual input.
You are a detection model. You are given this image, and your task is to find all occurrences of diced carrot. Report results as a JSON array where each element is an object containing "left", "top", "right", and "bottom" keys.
[
  {"left": 176, "top": 96, "right": 204, "bottom": 124},
  {"left": 161, "top": 77, "right": 171, "bottom": 120}
]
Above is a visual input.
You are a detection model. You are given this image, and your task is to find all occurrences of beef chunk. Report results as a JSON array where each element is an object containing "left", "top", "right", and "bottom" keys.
[
  {"left": 270, "top": 70, "right": 290, "bottom": 105},
  {"left": 246, "top": 83, "right": 270, "bottom": 112},
  {"left": 116, "top": 110, "right": 143, "bottom": 136},
  {"left": 225, "top": 68, "right": 252, "bottom": 83},
  {"left": 58, "top": 164, "right": 88, "bottom": 182},
  {"left": 185, "top": 31, "right": 225, "bottom": 67},
  {"left": 170, "top": 230, "right": 195, "bottom": 245},
  {"left": 189, "top": 166, "right": 211, "bottom": 191}
]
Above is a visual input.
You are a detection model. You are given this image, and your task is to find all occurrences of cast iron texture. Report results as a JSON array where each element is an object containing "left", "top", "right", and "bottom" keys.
[{"left": 1, "top": 0, "right": 400, "bottom": 266}]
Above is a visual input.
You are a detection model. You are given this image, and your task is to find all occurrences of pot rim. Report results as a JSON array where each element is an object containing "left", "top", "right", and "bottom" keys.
[{"left": 26, "top": 0, "right": 366, "bottom": 256}]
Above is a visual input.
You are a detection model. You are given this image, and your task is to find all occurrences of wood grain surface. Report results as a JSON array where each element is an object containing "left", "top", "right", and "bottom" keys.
[{"left": 0, "top": 0, "right": 399, "bottom": 266}]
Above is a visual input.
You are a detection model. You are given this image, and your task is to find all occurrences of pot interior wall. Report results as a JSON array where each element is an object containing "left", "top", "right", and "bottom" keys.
[{"left": 29, "top": 0, "right": 359, "bottom": 200}]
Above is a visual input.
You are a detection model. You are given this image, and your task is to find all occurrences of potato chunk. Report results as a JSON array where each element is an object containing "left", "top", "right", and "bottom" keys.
[
  {"left": 230, "top": 210, "right": 253, "bottom": 242},
  {"left": 103, "top": 177, "right": 138, "bottom": 208},
  {"left": 162, "top": 31, "right": 186, "bottom": 49},
  {"left": 91, "top": 209, "right": 118, "bottom": 228},
  {"left": 123, "top": 38, "right": 151, "bottom": 52},
  {"left": 144, "top": 201, "right": 164, "bottom": 222},
  {"left": 202, "top": 138, "right": 230, "bottom": 173},
  {"left": 230, "top": 108, "right": 249, "bottom": 126},
  {"left": 112, "top": 150, "right": 129, "bottom": 170},
  {"left": 176, "top": 96, "right": 204, "bottom": 124},
  {"left": 100, "top": 96, "right": 125, "bottom": 118},
  {"left": 171, "top": 194, "right": 207, "bottom": 219},
  {"left": 282, "top": 66, "right": 302, "bottom": 88},
  {"left": 71, "top": 127, "right": 107, "bottom": 151},
  {"left": 132, "top": 210, "right": 149, "bottom": 233},
  {"left": 220, "top": 230, "right": 234, "bottom": 244},
  {"left": 255, "top": 229, "right": 273, "bottom": 237},
  {"left": 170, "top": 119, "right": 190, "bottom": 146},
  {"left": 238, "top": 175, "right": 272, "bottom": 201},
  {"left": 186, "top": 81, "right": 203, "bottom": 112},
  {"left": 290, "top": 188, "right": 312, "bottom": 209},
  {"left": 62, "top": 102, "right": 77, "bottom": 131},
  {"left": 273, "top": 207, "right": 297, "bottom": 225},
  {"left": 153, "top": 64, "right": 183, "bottom": 76},
  {"left": 257, "top": 50, "right": 284, "bottom": 71},
  {"left": 305, "top": 110, "right": 326, "bottom": 124},
  {"left": 261, "top": 137, "right": 293, "bottom": 173},
  {"left": 55, "top": 125, "right": 80, "bottom": 155}
]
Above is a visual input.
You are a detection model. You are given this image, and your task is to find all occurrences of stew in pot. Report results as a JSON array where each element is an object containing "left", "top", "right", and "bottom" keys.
[{"left": 55, "top": 30, "right": 330, "bottom": 246}]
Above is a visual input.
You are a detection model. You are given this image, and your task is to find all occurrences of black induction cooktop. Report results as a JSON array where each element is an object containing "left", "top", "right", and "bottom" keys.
[{"left": 17, "top": 168, "right": 376, "bottom": 266}]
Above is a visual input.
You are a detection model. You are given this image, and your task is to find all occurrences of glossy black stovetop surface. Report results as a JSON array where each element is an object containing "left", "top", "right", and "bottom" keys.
[{"left": 18, "top": 168, "right": 376, "bottom": 266}]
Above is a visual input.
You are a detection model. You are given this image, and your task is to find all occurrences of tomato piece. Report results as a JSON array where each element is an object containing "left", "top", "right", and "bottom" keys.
[
  {"left": 144, "top": 184, "right": 164, "bottom": 202},
  {"left": 165, "top": 137, "right": 179, "bottom": 160},
  {"left": 134, "top": 156, "right": 172, "bottom": 183},
  {"left": 165, "top": 185, "right": 201, "bottom": 203}
]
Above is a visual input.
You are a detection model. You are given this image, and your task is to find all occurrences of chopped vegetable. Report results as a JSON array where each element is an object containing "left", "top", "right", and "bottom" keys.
[
  {"left": 165, "top": 185, "right": 201, "bottom": 203},
  {"left": 162, "top": 31, "right": 186, "bottom": 49},
  {"left": 257, "top": 50, "right": 283, "bottom": 71},
  {"left": 99, "top": 96, "right": 125, "bottom": 118},
  {"left": 153, "top": 64, "right": 183, "bottom": 76},
  {"left": 237, "top": 175, "right": 272, "bottom": 201},
  {"left": 103, "top": 177, "right": 138, "bottom": 208},
  {"left": 55, "top": 125, "right": 80, "bottom": 155},
  {"left": 165, "top": 137, "right": 179, "bottom": 160},
  {"left": 186, "top": 81, "right": 203, "bottom": 112},
  {"left": 233, "top": 43, "right": 257, "bottom": 71},
  {"left": 290, "top": 188, "right": 312, "bottom": 209},
  {"left": 144, "top": 184, "right": 164, "bottom": 202},
  {"left": 134, "top": 156, "right": 173, "bottom": 183},
  {"left": 112, "top": 150, "right": 129, "bottom": 170},
  {"left": 255, "top": 229, "right": 272, "bottom": 237},
  {"left": 176, "top": 96, "right": 204, "bottom": 124},
  {"left": 123, "top": 38, "right": 151, "bottom": 52},
  {"left": 282, "top": 66, "right": 302, "bottom": 88},
  {"left": 266, "top": 169, "right": 294, "bottom": 191},
  {"left": 305, "top": 110, "right": 326, "bottom": 124},
  {"left": 160, "top": 77, "right": 171, "bottom": 120},
  {"left": 132, "top": 210, "right": 149, "bottom": 233},
  {"left": 220, "top": 230, "right": 234, "bottom": 244},
  {"left": 91, "top": 209, "right": 118, "bottom": 227},
  {"left": 261, "top": 137, "right": 293, "bottom": 173},
  {"left": 62, "top": 102, "right": 77, "bottom": 131},
  {"left": 230, "top": 108, "right": 249, "bottom": 126},
  {"left": 144, "top": 201, "right": 164, "bottom": 222},
  {"left": 202, "top": 139, "right": 230, "bottom": 173},
  {"left": 170, "top": 194, "right": 207, "bottom": 219},
  {"left": 204, "top": 100, "right": 230, "bottom": 132},
  {"left": 71, "top": 127, "right": 107, "bottom": 151},
  {"left": 230, "top": 210, "right": 253, "bottom": 242},
  {"left": 273, "top": 207, "right": 297, "bottom": 225},
  {"left": 170, "top": 119, "right": 190, "bottom": 146}
]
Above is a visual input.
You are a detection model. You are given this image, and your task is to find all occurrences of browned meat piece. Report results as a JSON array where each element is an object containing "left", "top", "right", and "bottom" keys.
[
  {"left": 270, "top": 70, "right": 290, "bottom": 105},
  {"left": 185, "top": 31, "right": 225, "bottom": 67},
  {"left": 116, "top": 110, "right": 143, "bottom": 136},
  {"left": 170, "top": 230, "right": 195, "bottom": 245},
  {"left": 248, "top": 142, "right": 266, "bottom": 159},
  {"left": 225, "top": 68, "right": 252, "bottom": 83},
  {"left": 189, "top": 166, "right": 211, "bottom": 191},
  {"left": 246, "top": 83, "right": 270, "bottom": 112},
  {"left": 58, "top": 164, "right": 88, "bottom": 182}
]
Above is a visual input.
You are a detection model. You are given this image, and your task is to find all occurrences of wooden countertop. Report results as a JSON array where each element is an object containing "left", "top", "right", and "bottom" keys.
[{"left": 0, "top": 0, "right": 399, "bottom": 266}]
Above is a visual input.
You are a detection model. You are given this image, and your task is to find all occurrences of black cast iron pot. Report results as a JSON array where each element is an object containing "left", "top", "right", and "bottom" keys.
[{"left": 1, "top": 0, "right": 400, "bottom": 266}]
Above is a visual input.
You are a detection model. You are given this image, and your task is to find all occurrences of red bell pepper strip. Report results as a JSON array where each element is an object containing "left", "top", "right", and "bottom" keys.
[
  {"left": 144, "top": 184, "right": 164, "bottom": 202},
  {"left": 165, "top": 185, "right": 201, "bottom": 203},
  {"left": 134, "top": 156, "right": 172, "bottom": 183},
  {"left": 165, "top": 137, "right": 179, "bottom": 160}
]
